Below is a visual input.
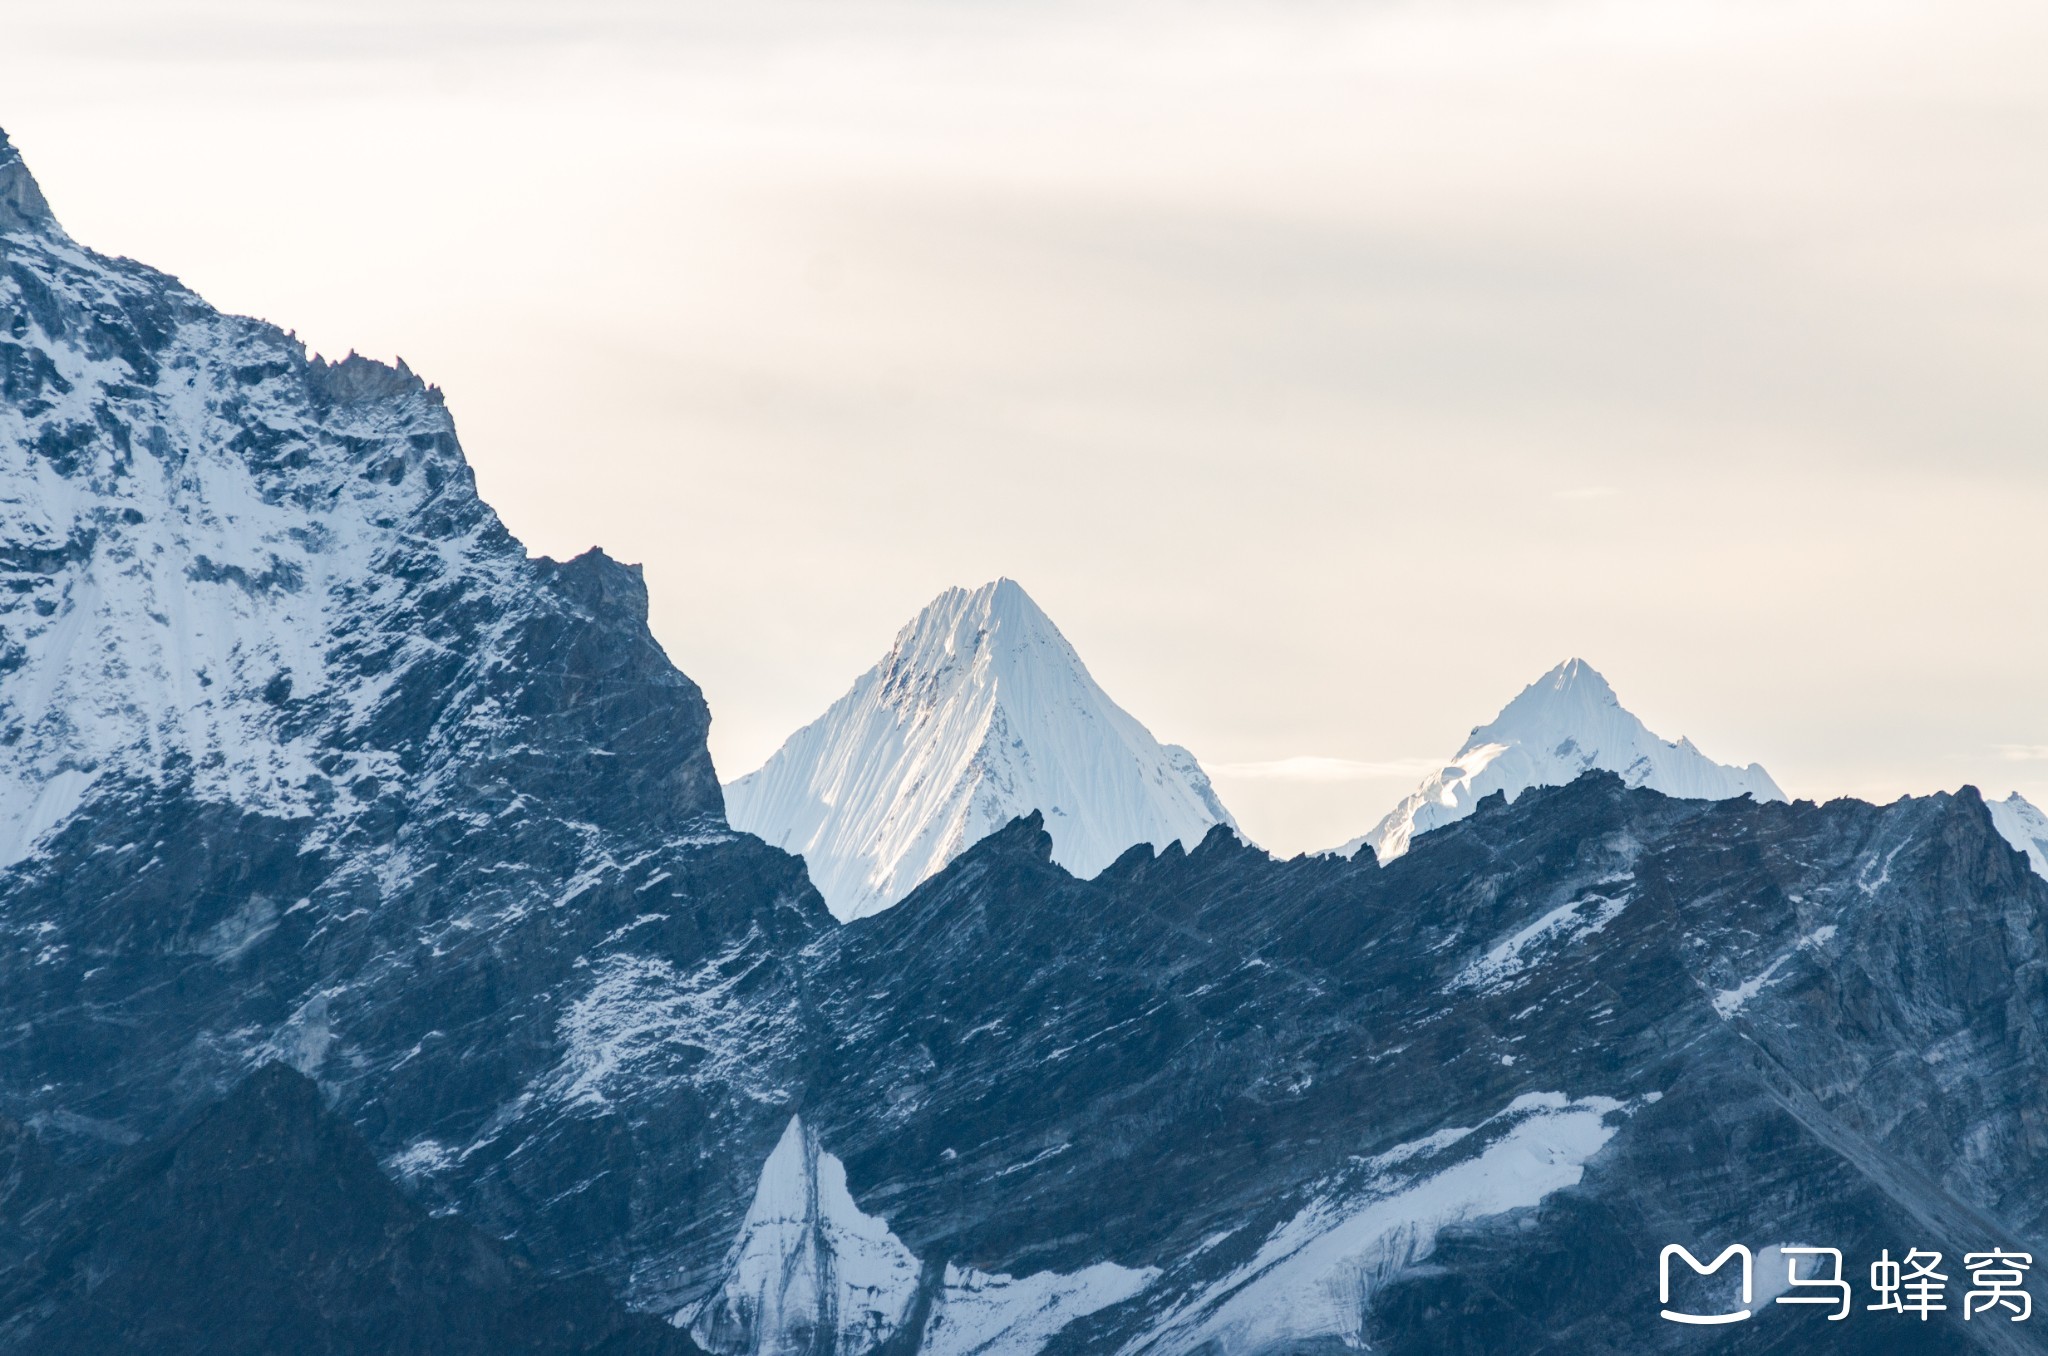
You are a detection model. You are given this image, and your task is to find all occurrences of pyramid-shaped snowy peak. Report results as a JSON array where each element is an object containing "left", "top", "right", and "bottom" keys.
[
  {"left": 725, "top": 579, "right": 1238, "bottom": 921},
  {"left": 1338, "top": 659, "right": 1784, "bottom": 863}
]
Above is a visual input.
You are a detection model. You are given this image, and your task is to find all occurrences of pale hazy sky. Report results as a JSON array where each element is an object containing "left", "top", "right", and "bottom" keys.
[{"left": 4, "top": 0, "right": 2045, "bottom": 854}]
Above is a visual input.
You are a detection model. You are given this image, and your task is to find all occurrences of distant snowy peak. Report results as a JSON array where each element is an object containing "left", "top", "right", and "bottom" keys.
[
  {"left": 1988, "top": 792, "right": 2048, "bottom": 880},
  {"left": 1341, "top": 659, "right": 1783, "bottom": 862},
  {"left": 725, "top": 579, "right": 1236, "bottom": 921}
]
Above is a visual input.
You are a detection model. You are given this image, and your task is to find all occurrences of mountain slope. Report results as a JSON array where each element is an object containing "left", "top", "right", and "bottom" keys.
[
  {"left": 0, "top": 1064, "right": 701, "bottom": 1356},
  {"left": 725, "top": 579, "right": 1235, "bottom": 920},
  {"left": 0, "top": 128, "right": 722, "bottom": 865},
  {"left": 0, "top": 126, "right": 828, "bottom": 1308},
  {"left": 1988, "top": 791, "right": 2048, "bottom": 879},
  {"left": 0, "top": 1073, "right": 700, "bottom": 1356},
  {"left": 1339, "top": 658, "right": 1782, "bottom": 861},
  {"left": 753, "top": 778, "right": 2048, "bottom": 1355},
  {"left": 11, "top": 127, "right": 2048, "bottom": 1356}
]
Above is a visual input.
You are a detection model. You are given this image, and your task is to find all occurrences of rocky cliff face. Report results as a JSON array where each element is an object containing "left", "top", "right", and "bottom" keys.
[{"left": 0, "top": 126, "right": 829, "bottom": 1307}]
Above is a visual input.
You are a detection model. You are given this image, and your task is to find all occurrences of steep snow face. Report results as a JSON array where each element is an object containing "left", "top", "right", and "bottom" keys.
[
  {"left": 0, "top": 127, "right": 718, "bottom": 865},
  {"left": 684, "top": 1115, "right": 1157, "bottom": 1356},
  {"left": 1127, "top": 1092, "right": 1627, "bottom": 1355},
  {"left": 725, "top": 579, "right": 1236, "bottom": 921},
  {"left": 1339, "top": 659, "right": 1783, "bottom": 862},
  {"left": 1988, "top": 792, "right": 2048, "bottom": 879},
  {"left": 685, "top": 1117, "right": 923, "bottom": 1356}
]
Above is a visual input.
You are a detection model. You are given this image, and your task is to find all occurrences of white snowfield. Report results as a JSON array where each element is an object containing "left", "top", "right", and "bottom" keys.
[
  {"left": 1125, "top": 1092, "right": 1630, "bottom": 1355},
  {"left": 725, "top": 579, "right": 1237, "bottom": 921},
  {"left": 1337, "top": 659, "right": 1784, "bottom": 863},
  {"left": 683, "top": 1115, "right": 1157, "bottom": 1356},
  {"left": 1988, "top": 791, "right": 2048, "bottom": 880}
]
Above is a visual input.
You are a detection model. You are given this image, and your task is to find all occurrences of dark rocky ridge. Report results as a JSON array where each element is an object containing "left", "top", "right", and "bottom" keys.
[
  {"left": 0, "top": 1063, "right": 702, "bottom": 1356},
  {"left": 773, "top": 777, "right": 2048, "bottom": 1353},
  {"left": 0, "top": 132, "right": 53, "bottom": 236}
]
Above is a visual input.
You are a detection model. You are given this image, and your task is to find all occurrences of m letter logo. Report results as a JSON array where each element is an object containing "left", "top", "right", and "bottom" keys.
[{"left": 1661, "top": 1244, "right": 1754, "bottom": 1325}]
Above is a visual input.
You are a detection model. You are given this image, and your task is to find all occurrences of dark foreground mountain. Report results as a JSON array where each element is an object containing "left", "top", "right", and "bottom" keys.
[
  {"left": 5, "top": 127, "right": 2048, "bottom": 1354},
  {"left": 0, "top": 1063, "right": 700, "bottom": 1356},
  {"left": 0, "top": 125, "right": 827, "bottom": 1302},
  {"left": 689, "top": 774, "right": 2046, "bottom": 1355}
]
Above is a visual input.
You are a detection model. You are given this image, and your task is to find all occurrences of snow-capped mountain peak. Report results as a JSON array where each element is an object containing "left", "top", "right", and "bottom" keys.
[
  {"left": 1988, "top": 791, "right": 2048, "bottom": 879},
  {"left": 725, "top": 578, "right": 1237, "bottom": 921},
  {"left": 1339, "top": 658, "right": 1784, "bottom": 862},
  {"left": 0, "top": 131, "right": 722, "bottom": 867}
]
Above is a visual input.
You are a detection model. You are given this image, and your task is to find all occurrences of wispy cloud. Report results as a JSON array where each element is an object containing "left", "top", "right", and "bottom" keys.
[
  {"left": 1997, "top": 744, "right": 2048, "bottom": 762},
  {"left": 1209, "top": 756, "right": 1442, "bottom": 783}
]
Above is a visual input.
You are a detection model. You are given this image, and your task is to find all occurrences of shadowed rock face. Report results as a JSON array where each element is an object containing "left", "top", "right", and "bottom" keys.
[
  {"left": 0, "top": 132, "right": 54, "bottom": 236},
  {"left": 0, "top": 1064, "right": 702, "bottom": 1356}
]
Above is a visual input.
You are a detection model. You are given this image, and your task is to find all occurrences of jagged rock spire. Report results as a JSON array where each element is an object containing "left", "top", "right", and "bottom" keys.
[{"left": 0, "top": 127, "right": 61, "bottom": 236}]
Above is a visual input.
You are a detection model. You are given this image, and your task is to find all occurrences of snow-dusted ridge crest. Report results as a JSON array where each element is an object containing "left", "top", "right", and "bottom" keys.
[
  {"left": 1338, "top": 658, "right": 1783, "bottom": 862},
  {"left": 726, "top": 579, "right": 1237, "bottom": 921},
  {"left": 0, "top": 125, "right": 719, "bottom": 865}
]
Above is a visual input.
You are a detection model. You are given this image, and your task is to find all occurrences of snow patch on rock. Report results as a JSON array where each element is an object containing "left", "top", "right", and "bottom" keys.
[
  {"left": 686, "top": 1115, "right": 1157, "bottom": 1356},
  {"left": 1448, "top": 886, "right": 1632, "bottom": 994},
  {"left": 549, "top": 932, "right": 804, "bottom": 1110},
  {"left": 923, "top": 1261, "right": 1156, "bottom": 1356},
  {"left": 1126, "top": 1093, "right": 1626, "bottom": 1354}
]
